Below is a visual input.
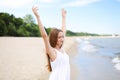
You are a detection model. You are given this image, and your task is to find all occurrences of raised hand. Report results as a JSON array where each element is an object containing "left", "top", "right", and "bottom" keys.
[
  {"left": 32, "top": 6, "right": 39, "bottom": 17},
  {"left": 61, "top": 8, "right": 67, "bottom": 36},
  {"left": 62, "top": 8, "right": 67, "bottom": 18}
]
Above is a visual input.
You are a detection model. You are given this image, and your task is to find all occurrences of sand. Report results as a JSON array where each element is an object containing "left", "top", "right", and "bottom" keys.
[{"left": 0, "top": 37, "right": 79, "bottom": 80}]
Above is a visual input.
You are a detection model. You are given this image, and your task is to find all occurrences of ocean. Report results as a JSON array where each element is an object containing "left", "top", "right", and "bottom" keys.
[{"left": 74, "top": 37, "right": 120, "bottom": 80}]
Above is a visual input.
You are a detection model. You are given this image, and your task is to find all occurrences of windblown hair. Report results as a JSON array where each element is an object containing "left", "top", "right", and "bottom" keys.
[{"left": 47, "top": 28, "right": 63, "bottom": 72}]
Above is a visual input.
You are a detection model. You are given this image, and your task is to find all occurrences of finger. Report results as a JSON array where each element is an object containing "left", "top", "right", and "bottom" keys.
[
  {"left": 62, "top": 8, "right": 66, "bottom": 14},
  {"left": 32, "top": 5, "right": 38, "bottom": 10},
  {"left": 32, "top": 6, "right": 36, "bottom": 11}
]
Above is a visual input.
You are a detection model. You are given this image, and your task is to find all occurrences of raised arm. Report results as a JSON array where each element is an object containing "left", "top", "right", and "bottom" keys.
[
  {"left": 61, "top": 8, "right": 67, "bottom": 36},
  {"left": 32, "top": 6, "right": 47, "bottom": 38},
  {"left": 32, "top": 6, "right": 56, "bottom": 61}
]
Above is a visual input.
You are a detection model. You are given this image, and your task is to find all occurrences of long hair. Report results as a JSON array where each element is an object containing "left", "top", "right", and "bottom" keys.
[
  {"left": 47, "top": 28, "right": 63, "bottom": 72},
  {"left": 46, "top": 53, "right": 52, "bottom": 72},
  {"left": 49, "top": 28, "right": 63, "bottom": 48}
]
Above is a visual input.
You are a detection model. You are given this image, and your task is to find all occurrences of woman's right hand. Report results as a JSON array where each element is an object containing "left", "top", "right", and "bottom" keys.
[{"left": 32, "top": 6, "right": 39, "bottom": 17}]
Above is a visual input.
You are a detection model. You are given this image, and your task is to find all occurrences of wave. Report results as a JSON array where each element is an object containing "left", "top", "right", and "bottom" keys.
[
  {"left": 81, "top": 40, "right": 97, "bottom": 52},
  {"left": 75, "top": 38, "right": 83, "bottom": 43},
  {"left": 112, "top": 56, "right": 120, "bottom": 71},
  {"left": 114, "top": 63, "right": 120, "bottom": 71},
  {"left": 112, "top": 57, "right": 120, "bottom": 63}
]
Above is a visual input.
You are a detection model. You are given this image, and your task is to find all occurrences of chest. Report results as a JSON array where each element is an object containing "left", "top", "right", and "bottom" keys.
[{"left": 57, "top": 52, "right": 69, "bottom": 64}]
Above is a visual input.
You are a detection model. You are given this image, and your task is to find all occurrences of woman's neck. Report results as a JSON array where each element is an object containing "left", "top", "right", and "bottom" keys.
[
  {"left": 55, "top": 46, "right": 61, "bottom": 50},
  {"left": 55, "top": 46, "right": 64, "bottom": 53}
]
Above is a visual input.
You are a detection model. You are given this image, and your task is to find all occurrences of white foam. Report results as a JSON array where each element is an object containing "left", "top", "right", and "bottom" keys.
[
  {"left": 114, "top": 63, "right": 120, "bottom": 71},
  {"left": 82, "top": 44, "right": 97, "bottom": 52},
  {"left": 83, "top": 40, "right": 90, "bottom": 44},
  {"left": 81, "top": 40, "right": 97, "bottom": 52},
  {"left": 112, "top": 57, "right": 120, "bottom": 63},
  {"left": 112, "top": 56, "right": 120, "bottom": 71}
]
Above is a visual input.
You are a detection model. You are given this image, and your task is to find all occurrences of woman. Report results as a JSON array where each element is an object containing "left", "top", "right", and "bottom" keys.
[{"left": 32, "top": 6, "right": 70, "bottom": 80}]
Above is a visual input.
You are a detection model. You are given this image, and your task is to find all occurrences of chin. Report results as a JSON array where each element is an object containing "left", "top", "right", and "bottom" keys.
[{"left": 60, "top": 44, "right": 63, "bottom": 48}]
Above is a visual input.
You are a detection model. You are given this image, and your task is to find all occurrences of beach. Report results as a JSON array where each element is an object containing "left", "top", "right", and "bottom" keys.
[
  {"left": 0, "top": 37, "right": 120, "bottom": 80},
  {"left": 0, "top": 37, "right": 78, "bottom": 80}
]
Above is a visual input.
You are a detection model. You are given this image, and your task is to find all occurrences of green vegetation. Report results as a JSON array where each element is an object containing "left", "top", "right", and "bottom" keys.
[
  {"left": 0, "top": 13, "right": 40, "bottom": 37},
  {"left": 66, "top": 30, "right": 100, "bottom": 36},
  {"left": 0, "top": 12, "right": 109, "bottom": 37}
]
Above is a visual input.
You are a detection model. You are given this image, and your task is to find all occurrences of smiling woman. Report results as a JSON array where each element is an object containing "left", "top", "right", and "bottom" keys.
[{"left": 32, "top": 6, "right": 70, "bottom": 80}]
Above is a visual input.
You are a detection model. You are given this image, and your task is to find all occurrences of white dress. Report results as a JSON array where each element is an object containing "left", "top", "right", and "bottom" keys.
[{"left": 49, "top": 48, "right": 70, "bottom": 80}]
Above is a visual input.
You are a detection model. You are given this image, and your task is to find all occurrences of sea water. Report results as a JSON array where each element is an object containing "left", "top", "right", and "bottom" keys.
[
  {"left": 75, "top": 37, "right": 120, "bottom": 80},
  {"left": 90, "top": 37, "right": 120, "bottom": 70}
]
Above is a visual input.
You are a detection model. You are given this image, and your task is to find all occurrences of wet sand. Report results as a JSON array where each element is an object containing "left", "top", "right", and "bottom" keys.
[{"left": 76, "top": 51, "right": 120, "bottom": 80}]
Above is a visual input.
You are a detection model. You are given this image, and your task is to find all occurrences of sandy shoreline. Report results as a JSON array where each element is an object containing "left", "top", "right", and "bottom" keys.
[
  {"left": 1, "top": 36, "right": 120, "bottom": 80},
  {"left": 0, "top": 37, "right": 79, "bottom": 80}
]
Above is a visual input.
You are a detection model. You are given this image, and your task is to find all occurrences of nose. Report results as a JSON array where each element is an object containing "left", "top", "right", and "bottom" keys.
[{"left": 61, "top": 36, "right": 64, "bottom": 41}]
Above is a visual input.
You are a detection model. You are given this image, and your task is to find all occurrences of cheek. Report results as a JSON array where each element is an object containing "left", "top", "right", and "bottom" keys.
[
  {"left": 57, "top": 38, "right": 61, "bottom": 42},
  {"left": 57, "top": 38, "right": 63, "bottom": 43}
]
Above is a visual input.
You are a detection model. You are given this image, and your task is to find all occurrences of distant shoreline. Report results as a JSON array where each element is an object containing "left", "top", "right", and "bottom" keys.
[{"left": 0, "top": 35, "right": 120, "bottom": 38}]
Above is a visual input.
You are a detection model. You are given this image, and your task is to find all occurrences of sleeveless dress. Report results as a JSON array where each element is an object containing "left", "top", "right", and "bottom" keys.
[{"left": 49, "top": 48, "right": 70, "bottom": 80}]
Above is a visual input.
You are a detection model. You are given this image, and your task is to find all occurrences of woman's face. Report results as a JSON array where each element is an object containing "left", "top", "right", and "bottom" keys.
[{"left": 56, "top": 32, "right": 64, "bottom": 47}]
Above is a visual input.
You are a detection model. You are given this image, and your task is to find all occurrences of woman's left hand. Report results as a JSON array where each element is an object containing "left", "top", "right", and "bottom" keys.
[{"left": 62, "top": 8, "right": 67, "bottom": 18}]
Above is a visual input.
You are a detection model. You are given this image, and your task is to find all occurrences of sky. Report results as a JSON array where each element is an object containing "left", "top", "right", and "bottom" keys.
[{"left": 0, "top": 0, "right": 120, "bottom": 34}]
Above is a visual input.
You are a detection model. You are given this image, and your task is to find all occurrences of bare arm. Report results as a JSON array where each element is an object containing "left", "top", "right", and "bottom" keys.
[
  {"left": 32, "top": 6, "right": 56, "bottom": 61},
  {"left": 61, "top": 8, "right": 67, "bottom": 36},
  {"left": 32, "top": 6, "right": 47, "bottom": 38}
]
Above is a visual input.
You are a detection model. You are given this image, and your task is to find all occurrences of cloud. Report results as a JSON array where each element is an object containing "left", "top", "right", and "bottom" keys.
[
  {"left": 0, "top": 0, "right": 55, "bottom": 8},
  {"left": 0, "top": 0, "right": 101, "bottom": 8},
  {"left": 37, "top": 0, "right": 55, "bottom": 3},
  {"left": 63, "top": 0, "right": 100, "bottom": 7},
  {"left": 0, "top": 0, "right": 34, "bottom": 8}
]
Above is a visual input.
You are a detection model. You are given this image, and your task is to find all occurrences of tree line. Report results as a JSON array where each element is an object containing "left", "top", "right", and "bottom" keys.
[{"left": 0, "top": 12, "right": 100, "bottom": 37}]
